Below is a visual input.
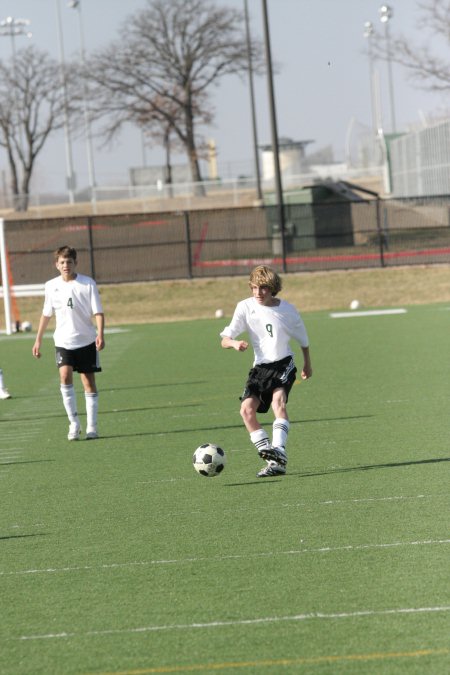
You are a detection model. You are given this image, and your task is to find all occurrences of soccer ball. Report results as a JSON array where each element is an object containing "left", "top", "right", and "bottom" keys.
[
  {"left": 350, "top": 299, "right": 360, "bottom": 310},
  {"left": 21, "top": 321, "right": 32, "bottom": 332},
  {"left": 193, "top": 443, "right": 226, "bottom": 477}
]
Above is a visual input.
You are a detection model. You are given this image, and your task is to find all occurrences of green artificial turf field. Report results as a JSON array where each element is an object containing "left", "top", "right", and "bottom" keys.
[{"left": 1, "top": 305, "right": 449, "bottom": 674}]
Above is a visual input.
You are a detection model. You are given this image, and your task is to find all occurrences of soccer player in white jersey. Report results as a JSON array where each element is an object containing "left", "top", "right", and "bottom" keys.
[
  {"left": 32, "top": 246, "right": 105, "bottom": 441},
  {"left": 220, "top": 265, "right": 312, "bottom": 477}
]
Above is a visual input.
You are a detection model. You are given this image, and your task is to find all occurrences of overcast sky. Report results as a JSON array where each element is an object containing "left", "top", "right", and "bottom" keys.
[{"left": 0, "top": 0, "right": 447, "bottom": 193}]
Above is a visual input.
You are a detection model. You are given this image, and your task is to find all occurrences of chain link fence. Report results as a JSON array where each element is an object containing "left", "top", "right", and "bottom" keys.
[
  {"left": 2, "top": 195, "right": 450, "bottom": 288},
  {"left": 390, "top": 119, "right": 450, "bottom": 198}
]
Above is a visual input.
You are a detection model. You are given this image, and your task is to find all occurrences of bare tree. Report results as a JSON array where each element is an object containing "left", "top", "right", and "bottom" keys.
[
  {"left": 137, "top": 94, "right": 197, "bottom": 194},
  {"left": 0, "top": 46, "right": 73, "bottom": 211},
  {"left": 85, "top": 0, "right": 263, "bottom": 192},
  {"left": 374, "top": 1, "right": 450, "bottom": 93}
]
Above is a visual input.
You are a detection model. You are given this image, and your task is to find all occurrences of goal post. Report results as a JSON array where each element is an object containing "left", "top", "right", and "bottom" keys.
[{"left": 0, "top": 218, "right": 13, "bottom": 335}]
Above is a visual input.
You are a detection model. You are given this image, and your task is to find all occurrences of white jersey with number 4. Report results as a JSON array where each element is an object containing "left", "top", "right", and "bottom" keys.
[
  {"left": 220, "top": 297, "right": 309, "bottom": 366},
  {"left": 43, "top": 273, "right": 103, "bottom": 350}
]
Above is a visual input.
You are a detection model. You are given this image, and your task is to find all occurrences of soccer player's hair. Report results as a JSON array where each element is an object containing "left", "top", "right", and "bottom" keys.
[
  {"left": 54, "top": 245, "right": 77, "bottom": 262},
  {"left": 249, "top": 265, "right": 282, "bottom": 296}
]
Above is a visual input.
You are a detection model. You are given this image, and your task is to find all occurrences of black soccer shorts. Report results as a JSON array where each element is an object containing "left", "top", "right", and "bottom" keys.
[
  {"left": 55, "top": 342, "right": 102, "bottom": 374},
  {"left": 240, "top": 355, "right": 297, "bottom": 413}
]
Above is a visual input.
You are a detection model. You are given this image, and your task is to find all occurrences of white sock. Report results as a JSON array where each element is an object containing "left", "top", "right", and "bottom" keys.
[
  {"left": 272, "top": 418, "right": 290, "bottom": 449},
  {"left": 85, "top": 392, "right": 98, "bottom": 430},
  {"left": 60, "top": 384, "right": 78, "bottom": 424},
  {"left": 250, "top": 429, "right": 271, "bottom": 453},
  {"left": 0, "top": 369, "right": 4, "bottom": 389}
]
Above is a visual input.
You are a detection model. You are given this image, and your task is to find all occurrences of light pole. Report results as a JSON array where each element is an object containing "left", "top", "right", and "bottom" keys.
[
  {"left": 363, "top": 22, "right": 377, "bottom": 133},
  {"left": 261, "top": 0, "right": 286, "bottom": 272},
  {"left": 379, "top": 4, "right": 397, "bottom": 133},
  {"left": 244, "top": 0, "right": 262, "bottom": 202},
  {"left": 67, "top": 0, "right": 97, "bottom": 208},
  {"left": 363, "top": 21, "right": 384, "bottom": 134},
  {"left": 55, "top": 0, "right": 76, "bottom": 204}
]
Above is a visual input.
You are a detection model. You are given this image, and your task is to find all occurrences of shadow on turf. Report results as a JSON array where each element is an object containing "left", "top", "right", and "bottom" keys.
[
  {"left": 0, "top": 402, "right": 201, "bottom": 424},
  {"left": 297, "top": 414, "right": 374, "bottom": 425},
  {"left": 101, "top": 381, "right": 208, "bottom": 392},
  {"left": 225, "top": 479, "right": 284, "bottom": 486},
  {"left": 225, "top": 456, "right": 450, "bottom": 485},
  {"left": 0, "top": 460, "right": 55, "bottom": 467},
  {"left": 0, "top": 533, "right": 48, "bottom": 540},
  {"left": 0, "top": 413, "right": 372, "bottom": 441},
  {"left": 88, "top": 414, "right": 374, "bottom": 440},
  {"left": 0, "top": 382, "right": 208, "bottom": 403},
  {"left": 292, "top": 456, "right": 450, "bottom": 477}
]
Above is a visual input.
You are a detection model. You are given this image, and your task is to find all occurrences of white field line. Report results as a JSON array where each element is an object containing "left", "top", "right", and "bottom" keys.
[
  {"left": 104, "top": 328, "right": 130, "bottom": 334},
  {"left": 137, "top": 477, "right": 192, "bottom": 484},
  {"left": 2, "top": 494, "right": 439, "bottom": 542},
  {"left": 157, "top": 493, "right": 436, "bottom": 518},
  {"left": 0, "top": 334, "right": 137, "bottom": 460},
  {"left": 330, "top": 308, "right": 407, "bottom": 318},
  {"left": 0, "top": 394, "right": 48, "bottom": 447},
  {"left": 10, "top": 605, "right": 450, "bottom": 642},
  {"left": 1, "top": 538, "right": 449, "bottom": 578},
  {"left": 1, "top": 431, "right": 40, "bottom": 440},
  {"left": 0, "top": 449, "right": 26, "bottom": 456},
  {"left": 301, "top": 494, "right": 429, "bottom": 506}
]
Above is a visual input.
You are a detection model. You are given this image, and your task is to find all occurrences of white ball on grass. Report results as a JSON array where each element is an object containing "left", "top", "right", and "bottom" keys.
[
  {"left": 193, "top": 443, "right": 226, "bottom": 477},
  {"left": 215, "top": 308, "right": 224, "bottom": 319},
  {"left": 349, "top": 300, "right": 361, "bottom": 310}
]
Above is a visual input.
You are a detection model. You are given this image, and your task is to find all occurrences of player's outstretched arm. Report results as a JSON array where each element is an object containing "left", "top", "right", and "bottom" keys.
[{"left": 221, "top": 336, "right": 248, "bottom": 352}]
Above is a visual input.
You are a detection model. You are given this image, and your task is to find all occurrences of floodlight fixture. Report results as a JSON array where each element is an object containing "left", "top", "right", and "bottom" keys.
[
  {"left": 363, "top": 21, "right": 374, "bottom": 38},
  {"left": 67, "top": 0, "right": 97, "bottom": 207},
  {"left": 378, "top": 4, "right": 396, "bottom": 132},
  {"left": 363, "top": 21, "right": 379, "bottom": 133},
  {"left": 379, "top": 5, "right": 393, "bottom": 23},
  {"left": 0, "top": 16, "right": 32, "bottom": 39}
]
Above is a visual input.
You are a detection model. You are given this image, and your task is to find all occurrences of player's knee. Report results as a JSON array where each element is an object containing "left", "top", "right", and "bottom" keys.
[
  {"left": 59, "top": 373, "right": 72, "bottom": 386},
  {"left": 239, "top": 403, "right": 249, "bottom": 421},
  {"left": 272, "top": 395, "right": 287, "bottom": 416},
  {"left": 240, "top": 400, "right": 254, "bottom": 422}
]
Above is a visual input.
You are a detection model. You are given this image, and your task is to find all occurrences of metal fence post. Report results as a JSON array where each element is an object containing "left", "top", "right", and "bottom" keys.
[
  {"left": 0, "top": 218, "right": 13, "bottom": 334},
  {"left": 87, "top": 216, "right": 96, "bottom": 279},
  {"left": 184, "top": 211, "right": 193, "bottom": 279},
  {"left": 376, "top": 197, "right": 385, "bottom": 267}
]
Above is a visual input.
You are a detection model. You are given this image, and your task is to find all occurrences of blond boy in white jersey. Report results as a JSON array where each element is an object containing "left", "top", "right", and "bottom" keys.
[
  {"left": 220, "top": 265, "right": 312, "bottom": 477},
  {"left": 32, "top": 246, "right": 105, "bottom": 441}
]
